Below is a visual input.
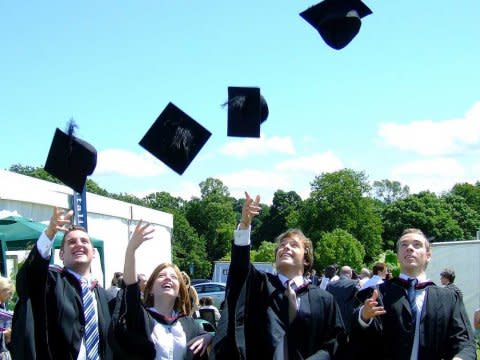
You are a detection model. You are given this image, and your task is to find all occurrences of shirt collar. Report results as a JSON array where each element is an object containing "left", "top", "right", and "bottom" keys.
[
  {"left": 278, "top": 273, "right": 305, "bottom": 288},
  {"left": 399, "top": 272, "right": 428, "bottom": 282}
]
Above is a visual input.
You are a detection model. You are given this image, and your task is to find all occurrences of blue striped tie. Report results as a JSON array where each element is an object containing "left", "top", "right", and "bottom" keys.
[{"left": 81, "top": 278, "right": 100, "bottom": 360}]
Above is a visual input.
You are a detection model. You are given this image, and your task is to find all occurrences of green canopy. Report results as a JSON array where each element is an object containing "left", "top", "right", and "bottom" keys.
[{"left": 0, "top": 216, "right": 105, "bottom": 285}]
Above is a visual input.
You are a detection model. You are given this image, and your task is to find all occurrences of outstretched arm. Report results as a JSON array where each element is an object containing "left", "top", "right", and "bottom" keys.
[{"left": 123, "top": 221, "right": 155, "bottom": 286}]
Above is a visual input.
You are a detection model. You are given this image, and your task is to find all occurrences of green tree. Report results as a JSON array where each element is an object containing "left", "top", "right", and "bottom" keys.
[
  {"left": 251, "top": 241, "right": 276, "bottom": 263},
  {"left": 143, "top": 191, "right": 186, "bottom": 212},
  {"left": 382, "top": 191, "right": 464, "bottom": 246},
  {"left": 314, "top": 229, "right": 365, "bottom": 272},
  {"left": 170, "top": 209, "right": 210, "bottom": 278},
  {"left": 300, "top": 169, "right": 383, "bottom": 264},
  {"left": 441, "top": 193, "right": 480, "bottom": 240},
  {"left": 185, "top": 178, "right": 236, "bottom": 264},
  {"left": 372, "top": 179, "right": 410, "bottom": 204},
  {"left": 450, "top": 182, "right": 480, "bottom": 214},
  {"left": 143, "top": 191, "right": 210, "bottom": 278}
]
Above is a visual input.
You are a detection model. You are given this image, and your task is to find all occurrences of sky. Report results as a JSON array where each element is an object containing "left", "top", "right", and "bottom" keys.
[{"left": 2, "top": 0, "right": 480, "bottom": 204}]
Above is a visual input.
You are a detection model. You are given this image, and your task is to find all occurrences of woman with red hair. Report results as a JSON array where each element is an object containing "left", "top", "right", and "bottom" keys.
[{"left": 111, "top": 221, "right": 212, "bottom": 359}]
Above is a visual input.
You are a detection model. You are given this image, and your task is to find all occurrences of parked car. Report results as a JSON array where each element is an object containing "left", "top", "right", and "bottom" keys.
[
  {"left": 191, "top": 278, "right": 212, "bottom": 286},
  {"left": 193, "top": 282, "right": 226, "bottom": 308}
]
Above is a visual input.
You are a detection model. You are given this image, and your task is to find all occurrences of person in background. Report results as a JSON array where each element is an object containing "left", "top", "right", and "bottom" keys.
[
  {"left": 357, "top": 268, "right": 371, "bottom": 288},
  {"left": 319, "top": 264, "right": 339, "bottom": 290},
  {"left": 473, "top": 308, "right": 480, "bottom": 337},
  {"left": 199, "top": 297, "right": 221, "bottom": 323},
  {"left": 352, "top": 228, "right": 476, "bottom": 359},
  {"left": 440, "top": 268, "right": 464, "bottom": 300},
  {"left": 111, "top": 220, "right": 212, "bottom": 359},
  {"left": 106, "top": 272, "right": 124, "bottom": 301},
  {"left": 360, "top": 262, "right": 388, "bottom": 290},
  {"left": 0, "top": 276, "right": 14, "bottom": 360}
]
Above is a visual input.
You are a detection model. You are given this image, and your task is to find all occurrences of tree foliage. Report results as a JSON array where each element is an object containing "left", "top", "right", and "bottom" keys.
[
  {"left": 372, "top": 179, "right": 410, "bottom": 204},
  {"left": 300, "top": 169, "right": 383, "bottom": 264},
  {"left": 8, "top": 164, "right": 480, "bottom": 278},
  {"left": 382, "top": 191, "right": 464, "bottom": 245},
  {"left": 314, "top": 229, "right": 365, "bottom": 272}
]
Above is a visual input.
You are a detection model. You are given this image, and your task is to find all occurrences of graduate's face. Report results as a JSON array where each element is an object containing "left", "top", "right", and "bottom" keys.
[
  {"left": 152, "top": 266, "right": 180, "bottom": 300},
  {"left": 397, "top": 232, "right": 431, "bottom": 275},
  {"left": 275, "top": 235, "right": 305, "bottom": 276},
  {"left": 60, "top": 230, "right": 95, "bottom": 271}
]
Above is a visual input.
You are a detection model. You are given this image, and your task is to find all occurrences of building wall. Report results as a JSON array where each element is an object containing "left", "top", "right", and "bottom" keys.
[{"left": 0, "top": 170, "right": 173, "bottom": 287}]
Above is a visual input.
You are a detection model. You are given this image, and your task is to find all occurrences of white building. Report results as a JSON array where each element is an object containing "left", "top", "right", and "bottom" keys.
[{"left": 0, "top": 169, "right": 173, "bottom": 287}]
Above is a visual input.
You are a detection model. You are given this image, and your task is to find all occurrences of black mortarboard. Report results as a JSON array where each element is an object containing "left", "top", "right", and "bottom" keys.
[
  {"left": 225, "top": 87, "right": 269, "bottom": 138},
  {"left": 300, "top": 0, "right": 372, "bottom": 50},
  {"left": 139, "top": 102, "right": 211, "bottom": 175},
  {"left": 44, "top": 121, "right": 97, "bottom": 193}
]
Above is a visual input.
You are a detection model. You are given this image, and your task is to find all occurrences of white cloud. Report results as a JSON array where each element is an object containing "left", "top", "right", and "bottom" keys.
[
  {"left": 275, "top": 151, "right": 344, "bottom": 174},
  {"left": 378, "top": 101, "right": 480, "bottom": 156},
  {"left": 391, "top": 157, "right": 466, "bottom": 193},
  {"left": 96, "top": 149, "right": 166, "bottom": 177},
  {"left": 220, "top": 134, "right": 295, "bottom": 158}
]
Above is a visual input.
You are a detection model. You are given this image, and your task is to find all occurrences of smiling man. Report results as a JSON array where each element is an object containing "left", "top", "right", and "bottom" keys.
[
  {"left": 351, "top": 228, "right": 476, "bottom": 360},
  {"left": 16, "top": 207, "right": 113, "bottom": 360},
  {"left": 212, "top": 192, "right": 344, "bottom": 359}
]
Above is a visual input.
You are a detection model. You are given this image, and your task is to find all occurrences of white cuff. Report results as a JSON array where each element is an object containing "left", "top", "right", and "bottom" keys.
[
  {"left": 234, "top": 225, "right": 251, "bottom": 246},
  {"left": 37, "top": 230, "right": 54, "bottom": 260},
  {"left": 358, "top": 305, "right": 373, "bottom": 328}
]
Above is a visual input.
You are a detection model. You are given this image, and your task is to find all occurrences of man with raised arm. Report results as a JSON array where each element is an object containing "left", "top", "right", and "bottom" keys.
[
  {"left": 15, "top": 207, "right": 113, "bottom": 360},
  {"left": 213, "top": 192, "right": 344, "bottom": 359}
]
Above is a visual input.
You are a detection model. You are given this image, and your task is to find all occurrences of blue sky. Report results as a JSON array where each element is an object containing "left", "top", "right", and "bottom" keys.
[{"left": 2, "top": 0, "right": 480, "bottom": 204}]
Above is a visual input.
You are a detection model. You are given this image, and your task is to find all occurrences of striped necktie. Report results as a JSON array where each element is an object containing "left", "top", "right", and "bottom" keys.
[{"left": 81, "top": 278, "right": 100, "bottom": 360}]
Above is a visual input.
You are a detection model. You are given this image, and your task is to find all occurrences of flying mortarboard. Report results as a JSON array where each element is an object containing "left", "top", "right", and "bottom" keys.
[
  {"left": 44, "top": 121, "right": 97, "bottom": 193},
  {"left": 300, "top": 0, "right": 372, "bottom": 50},
  {"left": 224, "top": 86, "right": 269, "bottom": 138},
  {"left": 139, "top": 102, "right": 212, "bottom": 175}
]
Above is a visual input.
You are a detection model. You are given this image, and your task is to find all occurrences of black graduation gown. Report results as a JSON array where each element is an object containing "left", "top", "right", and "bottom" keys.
[
  {"left": 15, "top": 245, "right": 113, "bottom": 360},
  {"left": 350, "top": 279, "right": 477, "bottom": 360},
  {"left": 212, "top": 243, "right": 345, "bottom": 360},
  {"left": 109, "top": 283, "right": 207, "bottom": 360}
]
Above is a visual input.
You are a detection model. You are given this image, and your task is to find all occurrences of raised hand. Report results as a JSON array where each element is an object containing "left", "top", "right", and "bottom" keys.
[
  {"left": 361, "top": 289, "right": 386, "bottom": 322},
  {"left": 46, "top": 207, "right": 74, "bottom": 239},
  {"left": 239, "top": 192, "right": 261, "bottom": 229},
  {"left": 127, "top": 220, "right": 155, "bottom": 252}
]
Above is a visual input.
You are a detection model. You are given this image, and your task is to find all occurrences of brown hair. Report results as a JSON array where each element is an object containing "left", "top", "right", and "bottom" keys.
[
  {"left": 143, "top": 263, "right": 191, "bottom": 315},
  {"left": 274, "top": 229, "right": 314, "bottom": 273},
  {"left": 396, "top": 228, "right": 431, "bottom": 252},
  {"left": 61, "top": 225, "right": 90, "bottom": 249},
  {"left": 372, "top": 262, "right": 386, "bottom": 275}
]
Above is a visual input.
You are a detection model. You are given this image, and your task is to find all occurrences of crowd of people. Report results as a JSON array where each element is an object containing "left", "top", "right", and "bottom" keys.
[{"left": 0, "top": 196, "right": 478, "bottom": 359}]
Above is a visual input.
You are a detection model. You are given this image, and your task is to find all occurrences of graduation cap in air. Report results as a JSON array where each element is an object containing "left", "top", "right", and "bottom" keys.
[
  {"left": 300, "top": 0, "right": 372, "bottom": 50},
  {"left": 139, "top": 102, "right": 212, "bottom": 175},
  {"left": 44, "top": 120, "right": 97, "bottom": 193},
  {"left": 224, "top": 86, "right": 269, "bottom": 138}
]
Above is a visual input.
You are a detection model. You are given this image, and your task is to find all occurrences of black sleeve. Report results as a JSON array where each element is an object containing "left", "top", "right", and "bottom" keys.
[{"left": 109, "top": 283, "right": 155, "bottom": 359}]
